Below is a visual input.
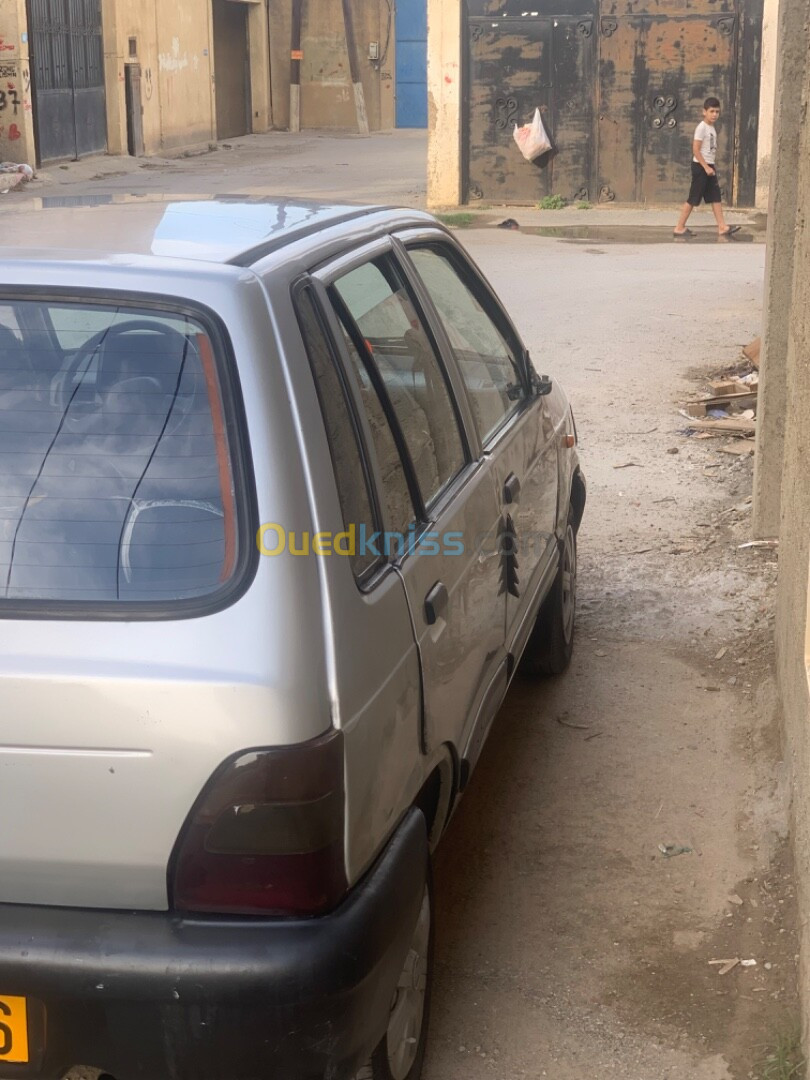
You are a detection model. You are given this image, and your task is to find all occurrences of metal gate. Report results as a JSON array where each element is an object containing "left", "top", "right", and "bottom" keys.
[
  {"left": 463, "top": 0, "right": 761, "bottom": 206},
  {"left": 27, "top": 0, "right": 107, "bottom": 164},
  {"left": 396, "top": 0, "right": 428, "bottom": 128},
  {"left": 598, "top": 13, "right": 736, "bottom": 204},
  {"left": 466, "top": 14, "right": 597, "bottom": 204}
]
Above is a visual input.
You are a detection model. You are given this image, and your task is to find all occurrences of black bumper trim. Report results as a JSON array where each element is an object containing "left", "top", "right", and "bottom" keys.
[{"left": 0, "top": 809, "right": 428, "bottom": 1080}]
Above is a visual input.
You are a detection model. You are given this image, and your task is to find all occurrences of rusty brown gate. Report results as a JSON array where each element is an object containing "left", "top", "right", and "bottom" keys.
[{"left": 463, "top": 0, "right": 763, "bottom": 206}]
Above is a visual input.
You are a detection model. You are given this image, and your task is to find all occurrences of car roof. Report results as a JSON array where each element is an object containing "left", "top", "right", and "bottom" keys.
[{"left": 0, "top": 195, "right": 437, "bottom": 269}]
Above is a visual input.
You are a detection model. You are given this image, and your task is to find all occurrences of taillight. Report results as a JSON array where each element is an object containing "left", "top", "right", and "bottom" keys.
[{"left": 170, "top": 730, "right": 347, "bottom": 917}]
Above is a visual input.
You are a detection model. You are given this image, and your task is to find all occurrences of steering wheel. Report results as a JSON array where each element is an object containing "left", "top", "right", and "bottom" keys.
[{"left": 55, "top": 319, "right": 195, "bottom": 412}]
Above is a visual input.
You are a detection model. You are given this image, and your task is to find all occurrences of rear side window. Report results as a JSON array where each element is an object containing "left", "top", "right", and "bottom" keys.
[
  {"left": 0, "top": 301, "right": 240, "bottom": 607},
  {"left": 295, "top": 289, "right": 380, "bottom": 579}
]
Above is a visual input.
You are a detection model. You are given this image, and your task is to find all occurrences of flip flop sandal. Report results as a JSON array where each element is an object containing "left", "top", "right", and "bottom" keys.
[
  {"left": 721, "top": 225, "right": 742, "bottom": 235},
  {"left": 673, "top": 228, "right": 694, "bottom": 237}
]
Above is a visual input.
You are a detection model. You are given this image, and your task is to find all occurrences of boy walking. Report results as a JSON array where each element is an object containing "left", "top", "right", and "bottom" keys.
[{"left": 673, "top": 98, "right": 741, "bottom": 238}]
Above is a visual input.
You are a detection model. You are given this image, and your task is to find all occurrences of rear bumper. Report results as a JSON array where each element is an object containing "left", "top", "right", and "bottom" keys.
[{"left": 0, "top": 809, "right": 427, "bottom": 1080}]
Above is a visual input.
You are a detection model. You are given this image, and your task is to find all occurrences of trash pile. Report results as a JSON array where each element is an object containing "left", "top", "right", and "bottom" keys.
[
  {"left": 679, "top": 336, "right": 760, "bottom": 453},
  {"left": 0, "top": 162, "right": 35, "bottom": 194}
]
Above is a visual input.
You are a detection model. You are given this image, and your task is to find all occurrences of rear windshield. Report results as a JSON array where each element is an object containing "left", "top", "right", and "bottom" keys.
[{"left": 0, "top": 300, "right": 239, "bottom": 608}]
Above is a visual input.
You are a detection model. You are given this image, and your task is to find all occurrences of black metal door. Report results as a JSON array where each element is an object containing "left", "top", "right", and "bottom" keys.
[
  {"left": 465, "top": 14, "right": 597, "bottom": 205},
  {"left": 28, "top": 0, "right": 107, "bottom": 163},
  {"left": 598, "top": 12, "right": 737, "bottom": 204}
]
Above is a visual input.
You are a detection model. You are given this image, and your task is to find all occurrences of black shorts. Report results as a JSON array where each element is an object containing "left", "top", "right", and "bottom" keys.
[{"left": 687, "top": 161, "right": 722, "bottom": 206}]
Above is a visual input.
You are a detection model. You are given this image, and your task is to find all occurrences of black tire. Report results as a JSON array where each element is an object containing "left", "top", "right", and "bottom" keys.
[
  {"left": 520, "top": 508, "right": 577, "bottom": 677},
  {"left": 362, "top": 874, "right": 434, "bottom": 1080}
]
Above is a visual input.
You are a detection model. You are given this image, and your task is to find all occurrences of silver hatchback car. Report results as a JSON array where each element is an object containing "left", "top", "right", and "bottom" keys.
[{"left": 0, "top": 198, "right": 584, "bottom": 1080}]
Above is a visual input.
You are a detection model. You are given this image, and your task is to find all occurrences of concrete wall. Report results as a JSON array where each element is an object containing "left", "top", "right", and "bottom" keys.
[
  {"left": 755, "top": 0, "right": 779, "bottom": 208},
  {"left": 268, "top": 0, "right": 394, "bottom": 131},
  {"left": 764, "top": 0, "right": 810, "bottom": 1054},
  {"left": 135, "top": 0, "right": 269, "bottom": 151},
  {"left": 426, "top": 0, "right": 461, "bottom": 209},
  {"left": 752, "top": 0, "right": 808, "bottom": 539},
  {"left": 0, "top": 0, "right": 36, "bottom": 167}
]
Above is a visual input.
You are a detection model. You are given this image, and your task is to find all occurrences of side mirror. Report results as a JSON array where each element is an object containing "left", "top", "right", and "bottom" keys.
[{"left": 531, "top": 370, "right": 553, "bottom": 397}]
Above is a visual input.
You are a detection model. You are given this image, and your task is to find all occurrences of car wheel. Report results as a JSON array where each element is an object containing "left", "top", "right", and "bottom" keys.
[
  {"left": 521, "top": 508, "right": 577, "bottom": 677},
  {"left": 360, "top": 877, "right": 434, "bottom": 1080}
]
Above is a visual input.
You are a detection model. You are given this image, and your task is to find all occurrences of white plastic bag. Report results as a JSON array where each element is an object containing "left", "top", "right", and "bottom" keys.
[{"left": 513, "top": 108, "right": 552, "bottom": 162}]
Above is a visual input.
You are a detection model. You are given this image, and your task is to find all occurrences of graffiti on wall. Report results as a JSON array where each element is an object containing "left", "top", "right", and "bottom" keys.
[
  {"left": 159, "top": 38, "right": 189, "bottom": 74},
  {"left": 0, "top": 61, "right": 31, "bottom": 145}
]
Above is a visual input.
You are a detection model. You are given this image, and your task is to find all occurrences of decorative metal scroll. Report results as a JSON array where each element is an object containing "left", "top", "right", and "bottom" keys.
[
  {"left": 599, "top": 185, "right": 616, "bottom": 202},
  {"left": 495, "top": 97, "right": 519, "bottom": 131},
  {"left": 651, "top": 95, "right": 678, "bottom": 130},
  {"left": 601, "top": 17, "right": 618, "bottom": 37}
]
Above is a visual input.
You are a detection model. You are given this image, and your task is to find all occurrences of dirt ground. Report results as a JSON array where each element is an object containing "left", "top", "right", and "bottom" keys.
[
  {"left": 2, "top": 135, "right": 795, "bottom": 1080},
  {"left": 426, "top": 231, "right": 798, "bottom": 1080}
]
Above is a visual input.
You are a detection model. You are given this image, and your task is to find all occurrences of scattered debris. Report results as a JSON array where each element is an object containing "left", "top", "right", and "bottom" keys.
[
  {"left": 682, "top": 416, "right": 756, "bottom": 435},
  {"left": 658, "top": 843, "right": 693, "bottom": 858},
  {"left": 556, "top": 715, "right": 591, "bottom": 730},
  {"left": 717, "top": 443, "right": 755, "bottom": 457},
  {"left": 742, "top": 337, "right": 761, "bottom": 368},
  {"left": 728, "top": 893, "right": 744, "bottom": 906},
  {"left": 667, "top": 446, "right": 679, "bottom": 455},
  {"left": 0, "top": 162, "right": 35, "bottom": 193},
  {"left": 741, "top": 958, "right": 758, "bottom": 967},
  {"left": 738, "top": 540, "right": 779, "bottom": 550},
  {"left": 715, "top": 647, "right": 728, "bottom": 660},
  {"left": 613, "top": 462, "right": 644, "bottom": 469},
  {"left": 497, "top": 218, "right": 520, "bottom": 230},
  {"left": 584, "top": 731, "right": 603, "bottom": 741},
  {"left": 709, "top": 958, "right": 740, "bottom": 976}
]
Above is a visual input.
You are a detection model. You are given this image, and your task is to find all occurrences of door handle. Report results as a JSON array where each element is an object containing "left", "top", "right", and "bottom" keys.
[
  {"left": 503, "top": 473, "right": 521, "bottom": 505},
  {"left": 424, "top": 582, "right": 448, "bottom": 626}
]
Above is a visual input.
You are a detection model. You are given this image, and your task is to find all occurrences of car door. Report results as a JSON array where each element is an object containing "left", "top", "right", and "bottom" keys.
[
  {"left": 313, "top": 241, "right": 508, "bottom": 761},
  {"left": 398, "top": 233, "right": 560, "bottom": 660}
]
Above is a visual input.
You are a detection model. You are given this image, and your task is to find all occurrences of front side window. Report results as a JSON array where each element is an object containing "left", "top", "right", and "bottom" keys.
[
  {"left": 408, "top": 246, "right": 526, "bottom": 444},
  {"left": 332, "top": 257, "right": 466, "bottom": 513},
  {"left": 0, "top": 301, "right": 239, "bottom": 606}
]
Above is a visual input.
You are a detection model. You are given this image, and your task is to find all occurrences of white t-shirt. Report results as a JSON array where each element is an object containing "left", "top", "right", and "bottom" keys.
[{"left": 693, "top": 121, "right": 717, "bottom": 165}]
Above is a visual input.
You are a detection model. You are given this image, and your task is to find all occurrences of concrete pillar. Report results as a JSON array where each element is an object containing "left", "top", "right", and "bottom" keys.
[
  {"left": 755, "top": 0, "right": 779, "bottom": 208},
  {"left": 426, "top": 0, "right": 461, "bottom": 209},
  {"left": 0, "top": 0, "right": 36, "bottom": 167},
  {"left": 248, "top": 1, "right": 271, "bottom": 133},
  {"left": 752, "top": 0, "right": 809, "bottom": 539},
  {"left": 772, "top": 0, "right": 810, "bottom": 1053},
  {"left": 102, "top": 0, "right": 126, "bottom": 157}
]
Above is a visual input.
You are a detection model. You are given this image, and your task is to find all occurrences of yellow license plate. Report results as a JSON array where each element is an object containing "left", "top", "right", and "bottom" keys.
[{"left": 0, "top": 995, "right": 29, "bottom": 1063}]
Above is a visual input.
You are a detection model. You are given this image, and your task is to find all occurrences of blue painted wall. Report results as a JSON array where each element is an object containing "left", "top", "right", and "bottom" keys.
[{"left": 396, "top": 0, "right": 428, "bottom": 128}]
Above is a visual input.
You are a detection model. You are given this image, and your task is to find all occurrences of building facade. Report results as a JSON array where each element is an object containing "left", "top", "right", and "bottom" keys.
[
  {"left": 429, "top": 0, "right": 777, "bottom": 208},
  {"left": 0, "top": 0, "right": 427, "bottom": 167}
]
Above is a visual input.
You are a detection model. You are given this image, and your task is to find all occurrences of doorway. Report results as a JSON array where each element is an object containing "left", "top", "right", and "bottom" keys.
[
  {"left": 395, "top": 0, "right": 427, "bottom": 128},
  {"left": 213, "top": 0, "right": 250, "bottom": 140}
]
